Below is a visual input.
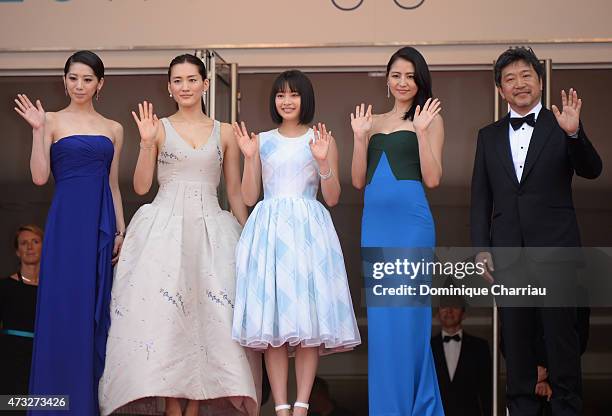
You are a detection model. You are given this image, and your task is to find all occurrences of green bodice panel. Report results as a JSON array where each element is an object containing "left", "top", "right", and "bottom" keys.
[{"left": 366, "top": 130, "right": 422, "bottom": 184}]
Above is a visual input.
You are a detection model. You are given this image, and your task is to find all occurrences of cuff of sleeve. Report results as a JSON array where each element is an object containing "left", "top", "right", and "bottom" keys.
[{"left": 567, "top": 128, "right": 580, "bottom": 139}]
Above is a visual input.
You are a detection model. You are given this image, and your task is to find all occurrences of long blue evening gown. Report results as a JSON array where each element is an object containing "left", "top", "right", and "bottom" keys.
[
  {"left": 29, "top": 135, "right": 116, "bottom": 416},
  {"left": 361, "top": 130, "right": 444, "bottom": 416}
]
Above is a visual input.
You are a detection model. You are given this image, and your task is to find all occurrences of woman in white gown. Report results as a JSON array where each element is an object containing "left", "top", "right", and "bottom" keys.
[{"left": 99, "top": 54, "right": 260, "bottom": 416}]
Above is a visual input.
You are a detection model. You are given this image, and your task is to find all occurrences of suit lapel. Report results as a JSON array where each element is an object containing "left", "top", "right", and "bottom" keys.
[
  {"left": 519, "top": 108, "right": 555, "bottom": 184},
  {"left": 432, "top": 335, "right": 452, "bottom": 386},
  {"left": 452, "top": 335, "right": 466, "bottom": 384},
  {"left": 493, "top": 114, "right": 520, "bottom": 188}
]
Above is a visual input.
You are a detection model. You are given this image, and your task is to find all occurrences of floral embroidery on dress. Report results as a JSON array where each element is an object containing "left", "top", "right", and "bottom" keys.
[
  {"left": 159, "top": 288, "right": 187, "bottom": 316},
  {"left": 206, "top": 289, "right": 233, "bottom": 308},
  {"left": 158, "top": 150, "right": 180, "bottom": 165},
  {"left": 216, "top": 145, "right": 223, "bottom": 168}
]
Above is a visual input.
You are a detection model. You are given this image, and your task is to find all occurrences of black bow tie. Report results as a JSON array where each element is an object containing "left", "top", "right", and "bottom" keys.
[
  {"left": 510, "top": 113, "right": 536, "bottom": 130},
  {"left": 443, "top": 334, "right": 461, "bottom": 343}
]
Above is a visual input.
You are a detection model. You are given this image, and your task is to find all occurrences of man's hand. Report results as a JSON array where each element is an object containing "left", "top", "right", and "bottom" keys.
[{"left": 475, "top": 251, "right": 495, "bottom": 283}]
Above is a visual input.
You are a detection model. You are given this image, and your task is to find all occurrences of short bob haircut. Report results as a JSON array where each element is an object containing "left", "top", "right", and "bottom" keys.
[
  {"left": 269, "top": 70, "right": 315, "bottom": 125},
  {"left": 63, "top": 50, "right": 104, "bottom": 80},
  {"left": 14, "top": 224, "right": 44, "bottom": 250},
  {"left": 386, "top": 46, "right": 433, "bottom": 121},
  {"left": 494, "top": 46, "right": 544, "bottom": 87}
]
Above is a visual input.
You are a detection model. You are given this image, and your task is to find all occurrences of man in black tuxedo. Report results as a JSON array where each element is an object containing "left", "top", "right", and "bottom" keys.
[
  {"left": 431, "top": 297, "right": 492, "bottom": 416},
  {"left": 470, "top": 47, "right": 602, "bottom": 416}
]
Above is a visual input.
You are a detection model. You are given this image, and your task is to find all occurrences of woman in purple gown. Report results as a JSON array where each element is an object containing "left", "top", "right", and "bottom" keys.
[{"left": 14, "top": 50, "right": 125, "bottom": 416}]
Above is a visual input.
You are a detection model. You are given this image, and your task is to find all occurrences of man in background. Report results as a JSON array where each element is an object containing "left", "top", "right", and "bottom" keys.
[{"left": 431, "top": 295, "right": 492, "bottom": 416}]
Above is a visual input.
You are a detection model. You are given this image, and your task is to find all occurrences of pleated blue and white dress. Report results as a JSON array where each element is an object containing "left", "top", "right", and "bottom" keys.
[{"left": 232, "top": 128, "right": 360, "bottom": 354}]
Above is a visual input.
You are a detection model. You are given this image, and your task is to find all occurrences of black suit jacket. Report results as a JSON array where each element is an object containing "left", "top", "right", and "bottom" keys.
[
  {"left": 431, "top": 332, "right": 492, "bottom": 416},
  {"left": 470, "top": 108, "right": 602, "bottom": 264}
]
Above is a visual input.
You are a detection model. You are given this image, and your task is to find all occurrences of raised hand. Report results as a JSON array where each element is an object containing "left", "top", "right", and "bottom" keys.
[
  {"left": 552, "top": 88, "right": 581, "bottom": 135},
  {"left": 14, "top": 94, "right": 46, "bottom": 130},
  {"left": 412, "top": 98, "right": 441, "bottom": 133},
  {"left": 131, "top": 101, "right": 160, "bottom": 146},
  {"left": 350, "top": 103, "right": 373, "bottom": 139},
  {"left": 309, "top": 123, "right": 332, "bottom": 163},
  {"left": 232, "top": 121, "right": 258, "bottom": 159}
]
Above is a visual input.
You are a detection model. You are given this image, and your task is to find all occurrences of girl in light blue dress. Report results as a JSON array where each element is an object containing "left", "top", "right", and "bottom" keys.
[{"left": 231, "top": 70, "right": 360, "bottom": 416}]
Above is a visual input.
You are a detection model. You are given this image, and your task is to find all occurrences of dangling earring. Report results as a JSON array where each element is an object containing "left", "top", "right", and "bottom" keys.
[
  {"left": 96, "top": 90, "right": 100, "bottom": 101},
  {"left": 64, "top": 86, "right": 68, "bottom": 96},
  {"left": 387, "top": 84, "right": 390, "bottom": 98}
]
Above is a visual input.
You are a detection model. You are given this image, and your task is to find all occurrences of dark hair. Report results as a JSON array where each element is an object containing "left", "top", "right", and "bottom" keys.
[
  {"left": 63, "top": 50, "right": 104, "bottom": 80},
  {"left": 14, "top": 224, "right": 44, "bottom": 250},
  {"left": 494, "top": 46, "right": 544, "bottom": 87},
  {"left": 439, "top": 295, "right": 467, "bottom": 311},
  {"left": 269, "top": 70, "right": 315, "bottom": 125},
  {"left": 386, "top": 46, "right": 433, "bottom": 121},
  {"left": 438, "top": 275, "right": 467, "bottom": 310},
  {"left": 168, "top": 54, "right": 207, "bottom": 114}
]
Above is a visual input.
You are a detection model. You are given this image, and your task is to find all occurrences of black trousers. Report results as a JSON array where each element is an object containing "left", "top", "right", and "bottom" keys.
[{"left": 496, "top": 255, "right": 582, "bottom": 416}]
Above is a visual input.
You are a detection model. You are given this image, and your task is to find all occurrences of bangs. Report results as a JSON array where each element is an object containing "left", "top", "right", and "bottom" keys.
[
  {"left": 269, "top": 69, "right": 315, "bottom": 125},
  {"left": 272, "top": 77, "right": 301, "bottom": 95}
]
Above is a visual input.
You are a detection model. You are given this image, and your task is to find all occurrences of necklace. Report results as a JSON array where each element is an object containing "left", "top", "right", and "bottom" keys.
[{"left": 18, "top": 271, "right": 38, "bottom": 285}]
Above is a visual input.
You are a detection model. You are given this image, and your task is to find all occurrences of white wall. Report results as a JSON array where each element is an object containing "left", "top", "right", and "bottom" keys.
[{"left": 1, "top": 0, "right": 612, "bottom": 69}]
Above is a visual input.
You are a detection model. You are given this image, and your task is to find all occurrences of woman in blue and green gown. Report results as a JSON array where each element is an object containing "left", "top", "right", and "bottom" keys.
[{"left": 351, "top": 46, "right": 445, "bottom": 416}]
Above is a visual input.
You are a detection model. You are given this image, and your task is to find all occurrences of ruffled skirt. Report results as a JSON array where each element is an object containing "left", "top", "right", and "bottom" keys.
[{"left": 232, "top": 196, "right": 360, "bottom": 354}]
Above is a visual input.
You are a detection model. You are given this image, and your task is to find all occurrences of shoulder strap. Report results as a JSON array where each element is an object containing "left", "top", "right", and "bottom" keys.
[
  {"left": 213, "top": 120, "right": 221, "bottom": 146},
  {"left": 258, "top": 129, "right": 271, "bottom": 145},
  {"left": 160, "top": 117, "right": 173, "bottom": 141},
  {"left": 212, "top": 120, "right": 224, "bottom": 156}
]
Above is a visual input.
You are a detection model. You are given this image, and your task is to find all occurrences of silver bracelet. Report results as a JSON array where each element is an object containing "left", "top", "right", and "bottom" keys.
[
  {"left": 139, "top": 142, "right": 154, "bottom": 150},
  {"left": 318, "top": 167, "right": 333, "bottom": 180}
]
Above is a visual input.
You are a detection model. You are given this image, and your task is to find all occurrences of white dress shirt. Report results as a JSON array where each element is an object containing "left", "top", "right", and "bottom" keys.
[
  {"left": 442, "top": 329, "right": 463, "bottom": 381},
  {"left": 508, "top": 102, "right": 542, "bottom": 181}
]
